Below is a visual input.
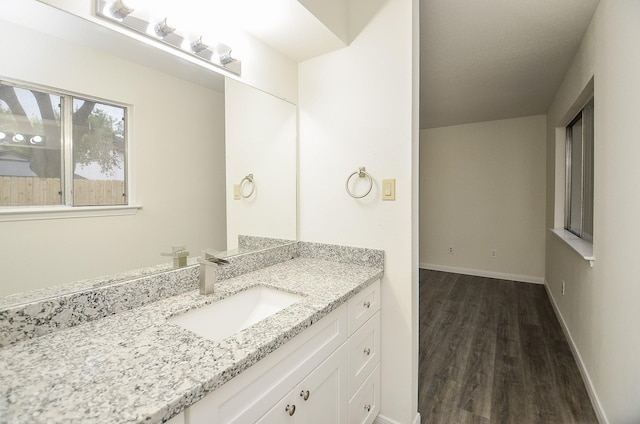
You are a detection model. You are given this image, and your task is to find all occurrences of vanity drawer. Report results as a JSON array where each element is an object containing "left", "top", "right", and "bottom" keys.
[
  {"left": 348, "top": 311, "right": 380, "bottom": 397},
  {"left": 348, "top": 280, "right": 380, "bottom": 336},
  {"left": 348, "top": 364, "right": 380, "bottom": 424}
]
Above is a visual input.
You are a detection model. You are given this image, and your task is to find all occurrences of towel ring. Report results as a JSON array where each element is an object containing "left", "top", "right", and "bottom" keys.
[
  {"left": 346, "top": 167, "right": 373, "bottom": 198},
  {"left": 240, "top": 174, "right": 255, "bottom": 198}
]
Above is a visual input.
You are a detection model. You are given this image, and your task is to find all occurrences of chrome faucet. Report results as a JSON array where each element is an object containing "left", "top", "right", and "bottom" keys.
[
  {"left": 161, "top": 245, "right": 189, "bottom": 268},
  {"left": 198, "top": 251, "right": 230, "bottom": 295}
]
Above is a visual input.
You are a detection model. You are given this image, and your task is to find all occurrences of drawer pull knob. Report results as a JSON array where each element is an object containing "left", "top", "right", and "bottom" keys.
[
  {"left": 285, "top": 404, "right": 296, "bottom": 416},
  {"left": 300, "top": 390, "right": 310, "bottom": 401},
  {"left": 363, "top": 301, "right": 371, "bottom": 309},
  {"left": 364, "top": 404, "right": 372, "bottom": 412},
  {"left": 364, "top": 347, "right": 371, "bottom": 356}
]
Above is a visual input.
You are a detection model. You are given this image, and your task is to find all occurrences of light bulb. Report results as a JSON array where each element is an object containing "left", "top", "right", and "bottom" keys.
[
  {"left": 219, "top": 50, "right": 235, "bottom": 66},
  {"left": 154, "top": 18, "right": 175, "bottom": 38},
  {"left": 190, "top": 36, "right": 208, "bottom": 53},
  {"left": 110, "top": 0, "right": 134, "bottom": 20}
]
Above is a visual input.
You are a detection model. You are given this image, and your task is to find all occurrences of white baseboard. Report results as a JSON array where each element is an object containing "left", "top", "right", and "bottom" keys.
[
  {"left": 543, "top": 280, "right": 608, "bottom": 424},
  {"left": 419, "top": 263, "right": 544, "bottom": 284},
  {"left": 374, "top": 412, "right": 420, "bottom": 424}
]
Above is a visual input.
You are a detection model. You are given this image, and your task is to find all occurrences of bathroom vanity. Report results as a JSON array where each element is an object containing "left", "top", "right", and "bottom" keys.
[
  {"left": 184, "top": 279, "right": 380, "bottom": 424},
  {"left": 0, "top": 242, "right": 382, "bottom": 424}
]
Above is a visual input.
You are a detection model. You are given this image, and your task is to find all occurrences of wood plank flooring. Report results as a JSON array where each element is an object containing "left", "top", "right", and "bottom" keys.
[{"left": 418, "top": 270, "right": 599, "bottom": 424}]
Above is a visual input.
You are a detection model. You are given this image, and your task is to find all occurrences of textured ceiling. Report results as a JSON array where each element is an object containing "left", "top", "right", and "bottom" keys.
[{"left": 420, "top": 0, "right": 599, "bottom": 129}]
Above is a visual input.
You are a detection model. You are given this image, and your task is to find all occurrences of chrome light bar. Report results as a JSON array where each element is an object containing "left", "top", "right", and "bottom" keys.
[{"left": 95, "top": 0, "right": 241, "bottom": 75}]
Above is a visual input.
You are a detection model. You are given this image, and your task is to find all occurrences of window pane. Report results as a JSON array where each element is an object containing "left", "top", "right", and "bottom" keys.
[
  {"left": 582, "top": 100, "right": 594, "bottom": 241},
  {"left": 0, "top": 83, "right": 62, "bottom": 206},
  {"left": 72, "top": 99, "right": 126, "bottom": 206},
  {"left": 568, "top": 116, "right": 583, "bottom": 235}
]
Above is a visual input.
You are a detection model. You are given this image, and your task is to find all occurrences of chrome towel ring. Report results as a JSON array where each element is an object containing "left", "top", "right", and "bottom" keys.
[
  {"left": 240, "top": 173, "right": 255, "bottom": 198},
  {"left": 346, "top": 167, "right": 373, "bottom": 198}
]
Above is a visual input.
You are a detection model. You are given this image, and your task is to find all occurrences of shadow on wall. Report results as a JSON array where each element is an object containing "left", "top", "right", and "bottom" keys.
[{"left": 349, "top": 0, "right": 389, "bottom": 42}]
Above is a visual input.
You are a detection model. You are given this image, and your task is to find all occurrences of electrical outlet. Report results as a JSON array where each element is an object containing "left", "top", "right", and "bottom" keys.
[
  {"left": 562, "top": 280, "right": 566, "bottom": 295},
  {"left": 448, "top": 247, "right": 454, "bottom": 255},
  {"left": 490, "top": 249, "right": 497, "bottom": 257}
]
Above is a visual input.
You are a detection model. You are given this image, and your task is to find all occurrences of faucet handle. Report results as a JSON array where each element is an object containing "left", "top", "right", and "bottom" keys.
[
  {"left": 204, "top": 255, "right": 230, "bottom": 265},
  {"left": 202, "top": 249, "right": 230, "bottom": 265}
]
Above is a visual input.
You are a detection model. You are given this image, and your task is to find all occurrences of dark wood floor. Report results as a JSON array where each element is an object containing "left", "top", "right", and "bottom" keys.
[{"left": 418, "top": 270, "right": 599, "bottom": 424}]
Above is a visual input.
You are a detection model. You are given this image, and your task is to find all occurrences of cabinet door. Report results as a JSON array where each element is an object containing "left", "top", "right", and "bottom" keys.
[
  {"left": 256, "top": 344, "right": 348, "bottom": 424},
  {"left": 295, "top": 343, "right": 349, "bottom": 424}
]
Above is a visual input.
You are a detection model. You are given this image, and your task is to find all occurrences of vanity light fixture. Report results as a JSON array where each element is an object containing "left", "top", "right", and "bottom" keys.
[
  {"left": 95, "top": 0, "right": 241, "bottom": 75},
  {"left": 29, "top": 135, "right": 44, "bottom": 145},
  {"left": 0, "top": 132, "right": 6, "bottom": 141},
  {"left": 215, "top": 42, "right": 236, "bottom": 67},
  {"left": 190, "top": 36, "right": 208, "bottom": 53},
  {"left": 219, "top": 50, "right": 235, "bottom": 66},
  {"left": 12, "top": 134, "right": 25, "bottom": 143},
  {"left": 154, "top": 18, "right": 175, "bottom": 38},
  {"left": 109, "top": 0, "right": 134, "bottom": 20}
]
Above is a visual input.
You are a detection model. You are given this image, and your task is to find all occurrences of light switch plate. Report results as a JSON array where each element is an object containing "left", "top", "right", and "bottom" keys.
[
  {"left": 233, "top": 184, "right": 241, "bottom": 200},
  {"left": 382, "top": 179, "right": 395, "bottom": 201}
]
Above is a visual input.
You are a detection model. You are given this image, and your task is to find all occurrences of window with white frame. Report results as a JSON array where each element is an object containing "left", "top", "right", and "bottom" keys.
[
  {"left": 0, "top": 80, "right": 128, "bottom": 208},
  {"left": 565, "top": 97, "right": 594, "bottom": 241}
]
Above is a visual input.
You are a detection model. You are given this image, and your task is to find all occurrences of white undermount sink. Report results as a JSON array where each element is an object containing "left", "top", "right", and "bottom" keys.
[{"left": 169, "top": 286, "right": 303, "bottom": 341}]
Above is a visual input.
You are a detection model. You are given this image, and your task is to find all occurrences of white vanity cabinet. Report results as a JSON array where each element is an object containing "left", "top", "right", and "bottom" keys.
[
  {"left": 166, "top": 411, "right": 186, "bottom": 424},
  {"left": 184, "top": 280, "right": 381, "bottom": 424}
]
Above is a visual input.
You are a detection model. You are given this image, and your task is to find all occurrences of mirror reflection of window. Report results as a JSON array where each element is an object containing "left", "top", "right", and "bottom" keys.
[
  {"left": 0, "top": 80, "right": 128, "bottom": 208},
  {"left": 72, "top": 99, "right": 127, "bottom": 206},
  {"left": 0, "top": 83, "right": 62, "bottom": 206}
]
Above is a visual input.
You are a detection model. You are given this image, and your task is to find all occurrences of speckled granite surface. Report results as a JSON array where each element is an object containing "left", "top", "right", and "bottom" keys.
[
  {"left": 0, "top": 256, "right": 382, "bottom": 424},
  {"left": 237, "top": 235, "right": 295, "bottom": 250},
  {"left": 298, "top": 241, "right": 384, "bottom": 269},
  {"left": 0, "top": 242, "right": 298, "bottom": 348},
  {"left": 0, "top": 260, "right": 198, "bottom": 310},
  {"left": 0, "top": 265, "right": 199, "bottom": 348},
  {"left": 216, "top": 240, "right": 298, "bottom": 281},
  {"left": 0, "top": 236, "right": 297, "bottom": 311}
]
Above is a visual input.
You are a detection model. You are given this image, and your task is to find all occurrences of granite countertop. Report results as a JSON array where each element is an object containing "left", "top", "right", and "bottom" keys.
[{"left": 0, "top": 257, "right": 382, "bottom": 424}]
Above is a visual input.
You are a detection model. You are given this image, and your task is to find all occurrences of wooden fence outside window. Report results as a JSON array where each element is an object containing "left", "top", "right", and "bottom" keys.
[{"left": 0, "top": 176, "right": 125, "bottom": 206}]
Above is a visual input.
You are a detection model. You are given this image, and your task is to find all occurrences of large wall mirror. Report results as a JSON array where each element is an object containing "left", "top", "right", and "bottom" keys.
[
  {"left": 225, "top": 78, "right": 297, "bottom": 251},
  {"left": 0, "top": 2, "right": 297, "bottom": 302}
]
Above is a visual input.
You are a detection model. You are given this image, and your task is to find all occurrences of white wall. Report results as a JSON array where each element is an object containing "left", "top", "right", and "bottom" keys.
[
  {"left": 298, "top": 0, "right": 419, "bottom": 421},
  {"left": 420, "top": 115, "right": 547, "bottom": 282},
  {"left": 545, "top": 1, "right": 640, "bottom": 422},
  {"left": 0, "top": 20, "right": 226, "bottom": 296},
  {"left": 225, "top": 78, "right": 297, "bottom": 249}
]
